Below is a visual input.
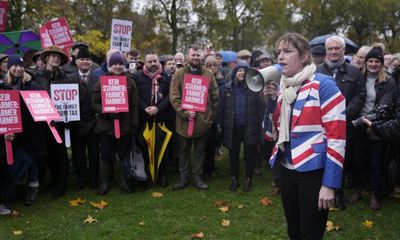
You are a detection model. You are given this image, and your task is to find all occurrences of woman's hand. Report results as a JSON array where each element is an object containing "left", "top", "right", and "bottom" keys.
[
  {"left": 318, "top": 186, "right": 335, "bottom": 210},
  {"left": 362, "top": 116, "right": 373, "bottom": 127},
  {"left": 4, "top": 133, "right": 15, "bottom": 141},
  {"left": 262, "top": 82, "right": 278, "bottom": 100}
]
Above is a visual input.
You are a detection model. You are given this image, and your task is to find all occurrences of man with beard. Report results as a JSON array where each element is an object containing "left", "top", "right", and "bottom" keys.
[
  {"left": 135, "top": 51, "right": 172, "bottom": 187},
  {"left": 316, "top": 35, "right": 366, "bottom": 210},
  {"left": 69, "top": 48, "right": 100, "bottom": 190},
  {"left": 170, "top": 44, "right": 219, "bottom": 191}
]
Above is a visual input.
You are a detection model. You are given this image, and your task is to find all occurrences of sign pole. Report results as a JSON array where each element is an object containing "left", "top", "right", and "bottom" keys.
[{"left": 5, "top": 140, "right": 13, "bottom": 165}]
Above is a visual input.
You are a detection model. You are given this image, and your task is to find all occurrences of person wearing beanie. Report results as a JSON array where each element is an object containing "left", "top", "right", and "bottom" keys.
[
  {"left": 2, "top": 54, "right": 46, "bottom": 207},
  {"left": 219, "top": 62, "right": 262, "bottom": 192},
  {"left": 35, "top": 45, "right": 71, "bottom": 198},
  {"left": 68, "top": 47, "right": 100, "bottom": 190},
  {"left": 92, "top": 50, "right": 139, "bottom": 195},
  {"left": 350, "top": 45, "right": 396, "bottom": 211},
  {"left": 108, "top": 52, "right": 126, "bottom": 68},
  {"left": 316, "top": 35, "right": 365, "bottom": 211}
]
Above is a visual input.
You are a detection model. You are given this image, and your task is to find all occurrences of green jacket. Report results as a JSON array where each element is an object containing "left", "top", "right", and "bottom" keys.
[{"left": 169, "top": 65, "right": 219, "bottom": 137}]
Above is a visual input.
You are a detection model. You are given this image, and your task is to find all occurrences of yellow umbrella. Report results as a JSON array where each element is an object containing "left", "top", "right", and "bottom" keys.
[
  {"left": 143, "top": 122, "right": 156, "bottom": 182},
  {"left": 142, "top": 122, "right": 173, "bottom": 183}
]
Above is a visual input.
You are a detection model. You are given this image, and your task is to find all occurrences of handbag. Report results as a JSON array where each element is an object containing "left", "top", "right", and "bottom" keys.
[{"left": 122, "top": 140, "right": 147, "bottom": 182}]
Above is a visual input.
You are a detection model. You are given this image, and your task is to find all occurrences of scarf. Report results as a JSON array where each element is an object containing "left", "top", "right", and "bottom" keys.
[
  {"left": 277, "top": 63, "right": 316, "bottom": 150},
  {"left": 326, "top": 57, "right": 345, "bottom": 72},
  {"left": 143, "top": 64, "right": 163, "bottom": 105}
]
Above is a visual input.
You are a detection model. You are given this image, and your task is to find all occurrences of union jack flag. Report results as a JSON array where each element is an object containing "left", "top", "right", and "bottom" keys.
[{"left": 268, "top": 73, "right": 346, "bottom": 188}]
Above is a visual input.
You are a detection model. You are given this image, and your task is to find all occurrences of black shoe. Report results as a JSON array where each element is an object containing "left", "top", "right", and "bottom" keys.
[
  {"left": 193, "top": 176, "right": 209, "bottom": 190},
  {"left": 52, "top": 186, "right": 66, "bottom": 198},
  {"left": 229, "top": 178, "right": 239, "bottom": 191},
  {"left": 98, "top": 182, "right": 109, "bottom": 195},
  {"left": 172, "top": 179, "right": 189, "bottom": 191},
  {"left": 334, "top": 191, "right": 346, "bottom": 210},
  {"left": 24, "top": 186, "right": 39, "bottom": 206},
  {"left": 158, "top": 176, "right": 168, "bottom": 187},
  {"left": 242, "top": 178, "right": 252, "bottom": 192}
]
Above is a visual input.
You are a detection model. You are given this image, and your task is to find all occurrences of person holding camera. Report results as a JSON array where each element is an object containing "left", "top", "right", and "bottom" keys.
[{"left": 349, "top": 45, "right": 396, "bottom": 210}]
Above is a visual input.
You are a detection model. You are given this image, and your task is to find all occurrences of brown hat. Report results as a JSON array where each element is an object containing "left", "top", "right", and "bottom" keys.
[{"left": 40, "top": 46, "right": 69, "bottom": 66}]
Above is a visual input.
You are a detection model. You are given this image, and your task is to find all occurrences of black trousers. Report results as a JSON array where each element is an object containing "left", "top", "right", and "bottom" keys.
[
  {"left": 352, "top": 128, "right": 387, "bottom": 196},
  {"left": 71, "top": 128, "right": 99, "bottom": 187},
  {"left": 99, "top": 135, "right": 131, "bottom": 162},
  {"left": 280, "top": 167, "right": 328, "bottom": 240},
  {"left": 46, "top": 127, "right": 69, "bottom": 192},
  {"left": 229, "top": 125, "right": 256, "bottom": 179},
  {"left": 204, "top": 123, "right": 217, "bottom": 176}
]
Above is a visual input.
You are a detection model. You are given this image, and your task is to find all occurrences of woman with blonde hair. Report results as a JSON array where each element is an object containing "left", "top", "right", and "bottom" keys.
[{"left": 350, "top": 45, "right": 396, "bottom": 210}]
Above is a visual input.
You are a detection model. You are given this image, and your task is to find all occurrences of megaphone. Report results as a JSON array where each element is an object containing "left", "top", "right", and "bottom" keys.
[{"left": 245, "top": 64, "right": 282, "bottom": 92}]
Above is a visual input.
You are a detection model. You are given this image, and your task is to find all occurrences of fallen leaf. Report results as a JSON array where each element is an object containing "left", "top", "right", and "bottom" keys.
[
  {"left": 69, "top": 198, "right": 86, "bottom": 207},
  {"left": 329, "top": 207, "right": 340, "bottom": 212},
  {"left": 10, "top": 210, "right": 23, "bottom": 218},
  {"left": 219, "top": 206, "right": 229, "bottom": 213},
  {"left": 326, "top": 220, "right": 340, "bottom": 232},
  {"left": 12, "top": 230, "right": 22, "bottom": 235},
  {"left": 259, "top": 197, "right": 273, "bottom": 206},
  {"left": 139, "top": 221, "right": 145, "bottom": 226},
  {"left": 221, "top": 219, "right": 231, "bottom": 227},
  {"left": 84, "top": 215, "right": 97, "bottom": 224},
  {"left": 362, "top": 220, "right": 373, "bottom": 229},
  {"left": 214, "top": 200, "right": 228, "bottom": 207},
  {"left": 90, "top": 200, "right": 108, "bottom": 210},
  {"left": 237, "top": 204, "right": 245, "bottom": 209},
  {"left": 152, "top": 192, "right": 164, "bottom": 198},
  {"left": 192, "top": 231, "right": 205, "bottom": 238}
]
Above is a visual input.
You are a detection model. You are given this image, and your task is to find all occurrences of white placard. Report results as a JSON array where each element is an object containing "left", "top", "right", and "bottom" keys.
[
  {"left": 110, "top": 18, "right": 133, "bottom": 52},
  {"left": 50, "top": 84, "right": 80, "bottom": 122}
]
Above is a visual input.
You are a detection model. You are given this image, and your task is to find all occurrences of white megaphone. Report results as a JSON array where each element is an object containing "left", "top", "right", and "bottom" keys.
[{"left": 245, "top": 64, "right": 282, "bottom": 92}]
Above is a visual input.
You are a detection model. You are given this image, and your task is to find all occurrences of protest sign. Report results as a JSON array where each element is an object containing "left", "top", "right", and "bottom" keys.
[
  {"left": 110, "top": 19, "right": 133, "bottom": 52},
  {"left": 39, "top": 26, "right": 53, "bottom": 49},
  {"left": 181, "top": 74, "right": 210, "bottom": 136},
  {"left": 0, "top": 90, "right": 22, "bottom": 165},
  {"left": 0, "top": 0, "right": 8, "bottom": 32},
  {"left": 40, "top": 18, "right": 73, "bottom": 55},
  {"left": 20, "top": 91, "right": 62, "bottom": 144},
  {"left": 51, "top": 84, "right": 80, "bottom": 147},
  {"left": 100, "top": 76, "right": 129, "bottom": 138}
]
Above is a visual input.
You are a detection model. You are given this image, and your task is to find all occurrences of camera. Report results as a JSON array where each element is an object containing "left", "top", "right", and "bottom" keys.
[{"left": 352, "top": 104, "right": 390, "bottom": 127}]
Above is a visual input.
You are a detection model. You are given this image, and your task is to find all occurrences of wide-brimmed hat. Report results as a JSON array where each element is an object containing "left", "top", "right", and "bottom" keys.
[
  {"left": 0, "top": 54, "right": 7, "bottom": 63},
  {"left": 40, "top": 45, "right": 69, "bottom": 66}
]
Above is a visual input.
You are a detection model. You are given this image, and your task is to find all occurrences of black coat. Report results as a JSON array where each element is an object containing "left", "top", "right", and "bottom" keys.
[
  {"left": 372, "top": 83, "right": 400, "bottom": 143},
  {"left": 2, "top": 73, "right": 47, "bottom": 157},
  {"left": 134, "top": 70, "right": 172, "bottom": 125},
  {"left": 69, "top": 71, "right": 99, "bottom": 136},
  {"left": 219, "top": 81, "right": 261, "bottom": 149},
  {"left": 317, "top": 62, "right": 365, "bottom": 120}
]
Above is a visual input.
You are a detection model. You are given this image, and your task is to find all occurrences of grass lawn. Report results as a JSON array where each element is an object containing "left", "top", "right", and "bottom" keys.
[{"left": 1, "top": 152, "right": 400, "bottom": 240}]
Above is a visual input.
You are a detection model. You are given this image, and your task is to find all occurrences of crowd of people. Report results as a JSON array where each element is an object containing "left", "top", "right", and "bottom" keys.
[{"left": 0, "top": 32, "right": 400, "bottom": 239}]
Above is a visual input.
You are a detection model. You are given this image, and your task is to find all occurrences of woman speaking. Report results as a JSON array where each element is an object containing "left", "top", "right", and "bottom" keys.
[{"left": 265, "top": 33, "right": 346, "bottom": 239}]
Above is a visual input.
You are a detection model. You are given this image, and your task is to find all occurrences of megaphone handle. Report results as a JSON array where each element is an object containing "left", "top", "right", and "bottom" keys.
[{"left": 188, "top": 118, "right": 194, "bottom": 136}]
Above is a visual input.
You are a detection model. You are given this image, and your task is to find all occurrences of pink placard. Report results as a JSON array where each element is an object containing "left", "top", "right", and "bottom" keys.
[
  {"left": 181, "top": 74, "right": 209, "bottom": 112},
  {"left": 20, "top": 91, "right": 61, "bottom": 122},
  {"left": 40, "top": 18, "right": 73, "bottom": 56},
  {"left": 100, "top": 76, "right": 129, "bottom": 113},
  {"left": 0, "top": 90, "right": 22, "bottom": 165},
  {"left": 20, "top": 91, "right": 62, "bottom": 143},
  {"left": 100, "top": 76, "right": 129, "bottom": 139},
  {"left": 0, "top": 0, "right": 8, "bottom": 32},
  {"left": 0, "top": 90, "right": 22, "bottom": 135}
]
